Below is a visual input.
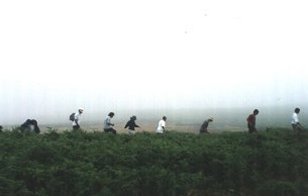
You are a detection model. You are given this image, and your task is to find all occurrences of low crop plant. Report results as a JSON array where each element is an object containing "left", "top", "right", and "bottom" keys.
[{"left": 0, "top": 128, "right": 307, "bottom": 195}]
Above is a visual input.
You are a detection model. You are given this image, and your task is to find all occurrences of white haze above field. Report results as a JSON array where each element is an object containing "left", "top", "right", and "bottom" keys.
[{"left": 0, "top": 0, "right": 307, "bottom": 125}]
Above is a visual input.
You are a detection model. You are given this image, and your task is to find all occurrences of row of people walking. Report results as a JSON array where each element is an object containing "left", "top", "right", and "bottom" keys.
[
  {"left": 70, "top": 108, "right": 167, "bottom": 134},
  {"left": 69, "top": 107, "right": 305, "bottom": 134},
  {"left": 0, "top": 107, "right": 303, "bottom": 134},
  {"left": 71, "top": 109, "right": 167, "bottom": 135}
]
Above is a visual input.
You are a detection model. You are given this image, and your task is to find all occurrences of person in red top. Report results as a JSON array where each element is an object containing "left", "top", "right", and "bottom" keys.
[{"left": 247, "top": 109, "right": 259, "bottom": 133}]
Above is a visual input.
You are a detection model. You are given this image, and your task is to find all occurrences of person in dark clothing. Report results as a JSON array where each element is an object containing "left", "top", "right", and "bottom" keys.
[
  {"left": 247, "top": 109, "right": 259, "bottom": 133},
  {"left": 0, "top": 125, "right": 3, "bottom": 132},
  {"left": 200, "top": 117, "right": 213, "bottom": 134},
  {"left": 20, "top": 119, "right": 40, "bottom": 134},
  {"left": 124, "top": 115, "right": 140, "bottom": 134}
]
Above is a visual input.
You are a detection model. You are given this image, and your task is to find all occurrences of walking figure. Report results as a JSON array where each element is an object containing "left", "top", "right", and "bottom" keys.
[
  {"left": 247, "top": 109, "right": 259, "bottom": 133},
  {"left": 104, "top": 112, "right": 116, "bottom": 134},
  {"left": 291, "top": 108, "right": 304, "bottom": 132},
  {"left": 200, "top": 117, "right": 213, "bottom": 134},
  {"left": 72, "top": 108, "right": 84, "bottom": 130},
  {"left": 124, "top": 115, "right": 140, "bottom": 134},
  {"left": 156, "top": 116, "right": 167, "bottom": 133}
]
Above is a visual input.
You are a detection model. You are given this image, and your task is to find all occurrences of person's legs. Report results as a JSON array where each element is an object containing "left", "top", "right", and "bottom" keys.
[
  {"left": 248, "top": 124, "right": 255, "bottom": 133},
  {"left": 200, "top": 129, "right": 209, "bottom": 134},
  {"left": 73, "top": 125, "right": 80, "bottom": 130},
  {"left": 128, "top": 129, "right": 135, "bottom": 135},
  {"left": 292, "top": 124, "right": 297, "bottom": 131},
  {"left": 104, "top": 128, "right": 117, "bottom": 134}
]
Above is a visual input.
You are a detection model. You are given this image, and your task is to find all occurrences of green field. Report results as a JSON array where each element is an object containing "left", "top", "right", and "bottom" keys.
[{"left": 0, "top": 128, "right": 307, "bottom": 196}]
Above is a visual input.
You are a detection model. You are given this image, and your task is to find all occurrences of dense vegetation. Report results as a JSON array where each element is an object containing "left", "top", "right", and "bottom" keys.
[{"left": 0, "top": 128, "right": 307, "bottom": 196}]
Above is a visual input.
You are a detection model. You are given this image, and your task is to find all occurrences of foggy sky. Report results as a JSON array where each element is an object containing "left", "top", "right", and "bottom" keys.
[{"left": 1, "top": 0, "right": 307, "bottom": 125}]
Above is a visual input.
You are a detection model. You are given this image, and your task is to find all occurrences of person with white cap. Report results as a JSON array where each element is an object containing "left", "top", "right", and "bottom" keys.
[
  {"left": 200, "top": 117, "right": 213, "bottom": 134},
  {"left": 72, "top": 108, "right": 84, "bottom": 130}
]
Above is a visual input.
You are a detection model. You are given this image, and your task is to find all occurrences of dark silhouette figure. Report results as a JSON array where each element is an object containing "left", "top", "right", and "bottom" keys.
[
  {"left": 124, "top": 116, "right": 140, "bottom": 134},
  {"left": 20, "top": 119, "right": 40, "bottom": 134},
  {"left": 247, "top": 109, "right": 259, "bottom": 133},
  {"left": 200, "top": 118, "right": 213, "bottom": 134}
]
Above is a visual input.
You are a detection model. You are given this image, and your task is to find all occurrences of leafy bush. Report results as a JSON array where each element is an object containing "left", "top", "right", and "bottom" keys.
[{"left": 0, "top": 129, "right": 307, "bottom": 195}]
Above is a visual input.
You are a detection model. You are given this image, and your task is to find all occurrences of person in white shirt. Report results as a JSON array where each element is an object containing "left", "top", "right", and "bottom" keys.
[
  {"left": 73, "top": 108, "right": 84, "bottom": 130},
  {"left": 291, "top": 108, "right": 303, "bottom": 131},
  {"left": 156, "top": 116, "right": 167, "bottom": 133},
  {"left": 104, "top": 112, "right": 116, "bottom": 134}
]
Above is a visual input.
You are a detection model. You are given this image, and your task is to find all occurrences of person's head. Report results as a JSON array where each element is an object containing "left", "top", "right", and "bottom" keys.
[
  {"left": 25, "top": 119, "right": 32, "bottom": 125},
  {"left": 30, "top": 119, "right": 38, "bottom": 126},
  {"left": 78, "top": 108, "right": 84, "bottom": 114},
  {"left": 208, "top": 117, "right": 214, "bottom": 122},
  {"left": 294, "top": 108, "right": 300, "bottom": 114},
  {"left": 253, "top": 109, "right": 259, "bottom": 115},
  {"left": 108, "top": 112, "right": 115, "bottom": 118},
  {"left": 131, "top": 115, "right": 137, "bottom": 120},
  {"left": 162, "top": 116, "right": 167, "bottom": 121}
]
